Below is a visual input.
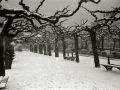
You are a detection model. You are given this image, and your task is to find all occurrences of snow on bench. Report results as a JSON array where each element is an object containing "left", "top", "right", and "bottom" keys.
[
  {"left": 0, "top": 76, "right": 9, "bottom": 90},
  {"left": 100, "top": 64, "right": 120, "bottom": 71}
]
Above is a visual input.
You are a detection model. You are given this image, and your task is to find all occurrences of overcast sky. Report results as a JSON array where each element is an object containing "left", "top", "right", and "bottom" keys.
[{"left": 0, "top": 0, "right": 120, "bottom": 26}]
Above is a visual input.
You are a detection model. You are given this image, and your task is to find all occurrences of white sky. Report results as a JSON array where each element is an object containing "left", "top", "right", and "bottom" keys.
[{"left": 0, "top": 0, "right": 120, "bottom": 26}]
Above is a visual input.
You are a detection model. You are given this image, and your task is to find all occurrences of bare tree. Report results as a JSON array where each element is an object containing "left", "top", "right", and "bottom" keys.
[{"left": 70, "top": 19, "right": 89, "bottom": 63}]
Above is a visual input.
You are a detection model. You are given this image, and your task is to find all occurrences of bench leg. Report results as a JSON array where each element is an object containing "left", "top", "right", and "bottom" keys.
[
  {"left": 117, "top": 67, "right": 120, "bottom": 70},
  {"left": 71, "top": 58, "right": 75, "bottom": 61},
  {"left": 108, "top": 68, "right": 112, "bottom": 70},
  {"left": 107, "top": 56, "right": 110, "bottom": 64},
  {"left": 104, "top": 66, "right": 112, "bottom": 70},
  {"left": 64, "top": 57, "right": 67, "bottom": 59},
  {"left": 106, "top": 66, "right": 112, "bottom": 70}
]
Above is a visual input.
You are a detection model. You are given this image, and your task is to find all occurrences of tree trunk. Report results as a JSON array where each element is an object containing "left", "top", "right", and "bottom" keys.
[
  {"left": 5, "top": 44, "right": 14, "bottom": 69},
  {"left": 30, "top": 45, "right": 31, "bottom": 52},
  {"left": 55, "top": 38, "right": 59, "bottom": 57},
  {"left": 34, "top": 44, "right": 37, "bottom": 53},
  {"left": 31, "top": 45, "right": 33, "bottom": 52},
  {"left": 2, "top": 17, "right": 14, "bottom": 34},
  {"left": 30, "top": 45, "right": 33, "bottom": 52},
  {"left": 39, "top": 44, "right": 43, "bottom": 54},
  {"left": 48, "top": 44, "right": 52, "bottom": 56},
  {"left": 0, "top": 37, "right": 5, "bottom": 76},
  {"left": 62, "top": 37, "right": 66, "bottom": 58},
  {"left": 113, "top": 38, "right": 116, "bottom": 50},
  {"left": 101, "top": 37, "right": 104, "bottom": 50},
  {"left": 5, "top": 49, "right": 9, "bottom": 69},
  {"left": 8, "top": 49, "right": 14, "bottom": 69},
  {"left": 119, "top": 32, "right": 120, "bottom": 48},
  {"left": 0, "top": 16, "right": 14, "bottom": 75},
  {"left": 43, "top": 43, "right": 47, "bottom": 55},
  {"left": 90, "top": 30, "right": 100, "bottom": 68},
  {"left": 84, "top": 41, "right": 88, "bottom": 49},
  {"left": 97, "top": 41, "right": 100, "bottom": 50},
  {"left": 74, "top": 35, "right": 79, "bottom": 63}
]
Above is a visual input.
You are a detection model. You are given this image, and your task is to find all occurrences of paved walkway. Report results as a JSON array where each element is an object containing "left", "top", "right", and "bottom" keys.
[{"left": 5, "top": 51, "right": 120, "bottom": 90}]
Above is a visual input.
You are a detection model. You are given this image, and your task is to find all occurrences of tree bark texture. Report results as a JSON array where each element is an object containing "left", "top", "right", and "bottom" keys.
[
  {"left": 55, "top": 38, "right": 59, "bottom": 57},
  {"left": 62, "top": 37, "right": 66, "bottom": 58},
  {"left": 119, "top": 32, "right": 120, "bottom": 48},
  {"left": 48, "top": 44, "right": 52, "bottom": 56},
  {"left": 5, "top": 46, "right": 14, "bottom": 69},
  {"left": 30, "top": 45, "right": 33, "bottom": 52},
  {"left": 2, "top": 17, "right": 14, "bottom": 34},
  {"left": 43, "top": 43, "right": 47, "bottom": 55},
  {"left": 34, "top": 44, "right": 38, "bottom": 53},
  {"left": 113, "top": 38, "right": 116, "bottom": 50},
  {"left": 90, "top": 30, "right": 100, "bottom": 67},
  {"left": 4, "top": 37, "right": 15, "bottom": 69},
  {"left": 0, "top": 37, "right": 5, "bottom": 76},
  {"left": 74, "top": 35, "right": 79, "bottom": 63},
  {"left": 39, "top": 44, "right": 43, "bottom": 54},
  {"left": 101, "top": 37, "right": 104, "bottom": 50}
]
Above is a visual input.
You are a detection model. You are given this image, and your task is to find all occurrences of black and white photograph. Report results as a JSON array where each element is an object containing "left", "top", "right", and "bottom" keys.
[{"left": 0, "top": 0, "right": 120, "bottom": 90}]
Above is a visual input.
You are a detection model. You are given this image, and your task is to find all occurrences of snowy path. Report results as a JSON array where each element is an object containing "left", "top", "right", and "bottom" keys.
[{"left": 5, "top": 51, "right": 120, "bottom": 90}]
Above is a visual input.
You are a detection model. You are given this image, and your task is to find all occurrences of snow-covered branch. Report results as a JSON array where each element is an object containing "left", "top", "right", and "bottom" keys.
[{"left": 0, "top": 0, "right": 101, "bottom": 25}]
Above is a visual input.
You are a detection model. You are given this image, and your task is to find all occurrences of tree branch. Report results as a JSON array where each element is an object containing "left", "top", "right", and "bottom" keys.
[
  {"left": 84, "top": 0, "right": 101, "bottom": 4},
  {"left": 0, "top": 0, "right": 101, "bottom": 34},
  {"left": 81, "top": 6, "right": 98, "bottom": 21},
  {"left": 19, "top": 0, "right": 29, "bottom": 11},
  {"left": 36, "top": 0, "right": 46, "bottom": 13}
]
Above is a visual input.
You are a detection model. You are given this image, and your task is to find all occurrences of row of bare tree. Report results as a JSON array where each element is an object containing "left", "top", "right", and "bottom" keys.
[{"left": 0, "top": 0, "right": 120, "bottom": 76}]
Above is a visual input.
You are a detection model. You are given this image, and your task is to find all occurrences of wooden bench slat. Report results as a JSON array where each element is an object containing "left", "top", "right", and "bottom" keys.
[
  {"left": 101, "top": 64, "right": 120, "bottom": 67},
  {"left": 110, "top": 64, "right": 120, "bottom": 66},
  {"left": 101, "top": 64, "right": 117, "bottom": 66}
]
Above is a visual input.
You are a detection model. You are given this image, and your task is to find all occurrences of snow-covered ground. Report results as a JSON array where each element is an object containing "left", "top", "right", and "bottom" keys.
[{"left": 5, "top": 51, "right": 120, "bottom": 90}]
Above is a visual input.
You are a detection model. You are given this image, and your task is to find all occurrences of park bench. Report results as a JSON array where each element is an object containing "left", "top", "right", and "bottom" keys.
[
  {"left": 64, "top": 56, "right": 76, "bottom": 61},
  {"left": 100, "top": 50, "right": 120, "bottom": 70},
  {"left": 100, "top": 64, "right": 120, "bottom": 71},
  {"left": 0, "top": 76, "right": 9, "bottom": 90}
]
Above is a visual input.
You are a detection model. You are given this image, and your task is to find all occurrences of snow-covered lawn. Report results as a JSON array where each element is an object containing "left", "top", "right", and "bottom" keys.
[{"left": 5, "top": 51, "right": 120, "bottom": 90}]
